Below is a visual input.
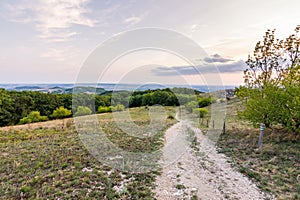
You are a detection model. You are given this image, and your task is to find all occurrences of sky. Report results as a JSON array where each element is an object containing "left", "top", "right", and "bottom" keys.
[{"left": 0, "top": 0, "right": 299, "bottom": 86}]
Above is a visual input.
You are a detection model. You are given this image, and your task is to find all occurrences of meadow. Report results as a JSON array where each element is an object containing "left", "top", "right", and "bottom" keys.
[
  {"left": 215, "top": 99, "right": 300, "bottom": 200},
  {"left": 0, "top": 107, "right": 177, "bottom": 199}
]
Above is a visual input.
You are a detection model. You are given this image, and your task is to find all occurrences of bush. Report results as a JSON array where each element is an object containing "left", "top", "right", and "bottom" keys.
[
  {"left": 185, "top": 101, "right": 198, "bottom": 112},
  {"left": 97, "top": 106, "right": 111, "bottom": 113},
  {"left": 74, "top": 106, "right": 92, "bottom": 116},
  {"left": 112, "top": 104, "right": 125, "bottom": 112},
  {"left": 19, "top": 111, "right": 48, "bottom": 124},
  {"left": 198, "top": 98, "right": 212, "bottom": 108},
  {"left": 98, "top": 104, "right": 125, "bottom": 113},
  {"left": 51, "top": 106, "right": 72, "bottom": 119},
  {"left": 193, "top": 108, "right": 209, "bottom": 118}
]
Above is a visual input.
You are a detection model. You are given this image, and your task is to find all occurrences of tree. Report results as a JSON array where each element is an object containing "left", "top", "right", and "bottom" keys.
[
  {"left": 51, "top": 106, "right": 72, "bottom": 119},
  {"left": 19, "top": 111, "right": 48, "bottom": 124},
  {"left": 237, "top": 25, "right": 300, "bottom": 129},
  {"left": 243, "top": 26, "right": 299, "bottom": 88},
  {"left": 10, "top": 91, "right": 34, "bottom": 124},
  {"left": 193, "top": 108, "right": 209, "bottom": 118},
  {"left": 0, "top": 89, "right": 14, "bottom": 126},
  {"left": 74, "top": 106, "right": 92, "bottom": 116},
  {"left": 278, "top": 66, "right": 300, "bottom": 131}
]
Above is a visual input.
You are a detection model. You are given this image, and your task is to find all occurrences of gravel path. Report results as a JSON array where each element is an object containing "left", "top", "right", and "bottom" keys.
[{"left": 154, "top": 115, "right": 273, "bottom": 200}]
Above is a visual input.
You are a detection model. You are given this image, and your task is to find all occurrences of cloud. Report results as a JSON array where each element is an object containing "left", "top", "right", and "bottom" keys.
[
  {"left": 124, "top": 16, "right": 142, "bottom": 25},
  {"left": 5, "top": 0, "right": 97, "bottom": 42},
  {"left": 152, "top": 60, "right": 246, "bottom": 76},
  {"left": 203, "top": 54, "right": 234, "bottom": 63},
  {"left": 123, "top": 12, "right": 148, "bottom": 25},
  {"left": 190, "top": 24, "right": 207, "bottom": 33}
]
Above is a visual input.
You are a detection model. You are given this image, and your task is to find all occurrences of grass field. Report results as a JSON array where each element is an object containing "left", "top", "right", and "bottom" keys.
[
  {"left": 0, "top": 107, "right": 177, "bottom": 199},
  {"left": 215, "top": 99, "right": 300, "bottom": 200}
]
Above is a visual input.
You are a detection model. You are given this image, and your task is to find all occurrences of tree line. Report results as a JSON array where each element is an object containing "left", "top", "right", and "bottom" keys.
[{"left": 0, "top": 87, "right": 210, "bottom": 127}]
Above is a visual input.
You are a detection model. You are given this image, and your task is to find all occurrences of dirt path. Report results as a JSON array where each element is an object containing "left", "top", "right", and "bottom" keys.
[{"left": 154, "top": 114, "right": 273, "bottom": 200}]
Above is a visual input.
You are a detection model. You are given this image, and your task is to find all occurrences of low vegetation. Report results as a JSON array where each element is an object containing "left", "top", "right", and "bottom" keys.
[
  {"left": 19, "top": 111, "right": 48, "bottom": 125},
  {"left": 0, "top": 107, "right": 177, "bottom": 199},
  {"left": 217, "top": 99, "right": 300, "bottom": 199}
]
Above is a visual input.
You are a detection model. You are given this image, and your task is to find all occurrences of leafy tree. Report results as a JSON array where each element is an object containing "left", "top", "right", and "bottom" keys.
[
  {"left": 278, "top": 66, "right": 300, "bottom": 131},
  {"left": 74, "top": 106, "right": 92, "bottom": 116},
  {"left": 193, "top": 108, "right": 209, "bottom": 118},
  {"left": 237, "top": 25, "right": 300, "bottom": 129},
  {"left": 129, "top": 94, "right": 143, "bottom": 107},
  {"left": 141, "top": 93, "right": 152, "bottom": 106},
  {"left": 238, "top": 84, "right": 279, "bottom": 127},
  {"left": 243, "top": 26, "right": 299, "bottom": 88},
  {"left": 111, "top": 92, "right": 130, "bottom": 107},
  {"left": 95, "top": 95, "right": 111, "bottom": 107},
  {"left": 0, "top": 89, "right": 14, "bottom": 126},
  {"left": 30, "top": 92, "right": 60, "bottom": 117},
  {"left": 51, "top": 106, "right": 72, "bottom": 119},
  {"left": 19, "top": 111, "right": 48, "bottom": 124},
  {"left": 10, "top": 91, "right": 34, "bottom": 124}
]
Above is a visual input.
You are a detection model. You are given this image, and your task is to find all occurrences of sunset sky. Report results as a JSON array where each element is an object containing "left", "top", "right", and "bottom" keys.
[{"left": 0, "top": 0, "right": 299, "bottom": 85}]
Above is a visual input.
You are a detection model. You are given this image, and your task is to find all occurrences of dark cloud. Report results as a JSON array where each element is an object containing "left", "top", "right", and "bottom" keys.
[
  {"left": 203, "top": 54, "right": 234, "bottom": 63},
  {"left": 152, "top": 60, "right": 246, "bottom": 76}
]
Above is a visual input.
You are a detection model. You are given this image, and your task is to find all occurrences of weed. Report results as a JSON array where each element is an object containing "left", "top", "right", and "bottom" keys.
[{"left": 175, "top": 184, "right": 186, "bottom": 189}]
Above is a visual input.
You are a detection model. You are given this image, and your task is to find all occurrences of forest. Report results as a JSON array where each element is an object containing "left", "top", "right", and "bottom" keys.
[{"left": 0, "top": 87, "right": 211, "bottom": 127}]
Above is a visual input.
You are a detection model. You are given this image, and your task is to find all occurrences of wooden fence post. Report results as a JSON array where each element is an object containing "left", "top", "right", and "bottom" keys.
[{"left": 222, "top": 118, "right": 226, "bottom": 134}]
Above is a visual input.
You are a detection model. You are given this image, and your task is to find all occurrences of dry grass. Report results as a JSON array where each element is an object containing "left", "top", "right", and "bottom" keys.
[
  {"left": 217, "top": 98, "right": 300, "bottom": 199},
  {"left": 0, "top": 106, "right": 177, "bottom": 199}
]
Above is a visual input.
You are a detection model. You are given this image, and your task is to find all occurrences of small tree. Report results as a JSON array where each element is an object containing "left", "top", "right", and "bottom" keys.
[
  {"left": 19, "top": 111, "right": 48, "bottom": 124},
  {"left": 238, "top": 25, "right": 300, "bottom": 128},
  {"left": 193, "top": 108, "right": 209, "bottom": 118},
  {"left": 74, "top": 106, "right": 92, "bottom": 116},
  {"left": 51, "top": 106, "right": 72, "bottom": 119}
]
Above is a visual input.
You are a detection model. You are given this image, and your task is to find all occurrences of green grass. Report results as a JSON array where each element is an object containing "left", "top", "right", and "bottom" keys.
[
  {"left": 216, "top": 99, "right": 300, "bottom": 200},
  {"left": 0, "top": 106, "right": 177, "bottom": 199}
]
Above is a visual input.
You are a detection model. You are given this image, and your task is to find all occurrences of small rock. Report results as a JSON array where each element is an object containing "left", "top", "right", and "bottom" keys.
[
  {"left": 174, "top": 190, "right": 183, "bottom": 196},
  {"left": 82, "top": 167, "right": 93, "bottom": 172}
]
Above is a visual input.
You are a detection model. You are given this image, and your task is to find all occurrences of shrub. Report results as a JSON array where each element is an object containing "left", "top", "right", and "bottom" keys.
[
  {"left": 51, "top": 106, "right": 72, "bottom": 119},
  {"left": 97, "top": 106, "right": 111, "bottom": 113},
  {"left": 19, "top": 111, "right": 48, "bottom": 124},
  {"left": 112, "top": 104, "right": 125, "bottom": 112},
  {"left": 74, "top": 106, "right": 92, "bottom": 116},
  {"left": 185, "top": 101, "right": 198, "bottom": 112},
  {"left": 198, "top": 98, "right": 212, "bottom": 108}
]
